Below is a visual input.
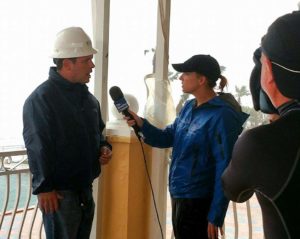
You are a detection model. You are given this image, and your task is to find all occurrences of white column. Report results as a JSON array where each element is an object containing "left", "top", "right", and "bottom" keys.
[
  {"left": 147, "top": 0, "right": 173, "bottom": 238},
  {"left": 90, "top": 0, "right": 110, "bottom": 238},
  {"left": 91, "top": 0, "right": 110, "bottom": 115}
]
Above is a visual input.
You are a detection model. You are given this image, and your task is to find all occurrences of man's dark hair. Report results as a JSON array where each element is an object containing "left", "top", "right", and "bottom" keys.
[{"left": 53, "top": 58, "right": 77, "bottom": 70}]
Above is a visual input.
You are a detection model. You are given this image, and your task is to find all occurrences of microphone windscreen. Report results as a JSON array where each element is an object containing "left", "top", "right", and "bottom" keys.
[
  {"left": 109, "top": 86, "right": 141, "bottom": 139},
  {"left": 109, "top": 86, "right": 129, "bottom": 112},
  {"left": 109, "top": 86, "right": 123, "bottom": 101}
]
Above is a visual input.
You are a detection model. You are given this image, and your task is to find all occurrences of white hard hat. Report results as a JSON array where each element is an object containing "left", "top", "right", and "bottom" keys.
[{"left": 50, "top": 27, "right": 97, "bottom": 58}]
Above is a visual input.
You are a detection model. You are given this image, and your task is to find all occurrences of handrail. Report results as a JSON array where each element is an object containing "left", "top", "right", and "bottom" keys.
[
  {"left": 0, "top": 148, "right": 27, "bottom": 172},
  {"left": 0, "top": 148, "right": 27, "bottom": 157}
]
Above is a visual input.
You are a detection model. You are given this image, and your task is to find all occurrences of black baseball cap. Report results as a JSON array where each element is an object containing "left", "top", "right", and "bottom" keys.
[
  {"left": 261, "top": 10, "right": 300, "bottom": 99},
  {"left": 172, "top": 54, "right": 221, "bottom": 82}
]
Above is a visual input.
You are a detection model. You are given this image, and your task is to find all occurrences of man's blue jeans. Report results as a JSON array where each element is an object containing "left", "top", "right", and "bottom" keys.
[{"left": 42, "top": 188, "right": 95, "bottom": 239}]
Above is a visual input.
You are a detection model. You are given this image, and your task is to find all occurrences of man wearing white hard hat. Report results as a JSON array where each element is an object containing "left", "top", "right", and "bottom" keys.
[{"left": 23, "top": 27, "right": 112, "bottom": 239}]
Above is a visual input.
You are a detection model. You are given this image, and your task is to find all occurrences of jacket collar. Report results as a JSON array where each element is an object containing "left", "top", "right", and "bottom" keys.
[
  {"left": 277, "top": 100, "right": 300, "bottom": 116},
  {"left": 48, "top": 67, "right": 88, "bottom": 92},
  {"left": 194, "top": 96, "right": 230, "bottom": 109}
]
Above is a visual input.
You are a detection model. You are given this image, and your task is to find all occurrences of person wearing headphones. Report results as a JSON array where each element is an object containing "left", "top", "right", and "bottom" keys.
[
  {"left": 222, "top": 11, "right": 300, "bottom": 239},
  {"left": 23, "top": 27, "right": 112, "bottom": 239}
]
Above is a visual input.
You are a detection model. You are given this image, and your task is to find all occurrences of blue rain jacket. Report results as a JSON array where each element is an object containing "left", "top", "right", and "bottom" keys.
[
  {"left": 23, "top": 67, "right": 111, "bottom": 195},
  {"left": 141, "top": 95, "right": 248, "bottom": 226}
]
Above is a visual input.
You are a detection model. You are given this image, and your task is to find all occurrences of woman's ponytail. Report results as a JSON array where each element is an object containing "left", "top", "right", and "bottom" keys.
[{"left": 218, "top": 75, "right": 228, "bottom": 92}]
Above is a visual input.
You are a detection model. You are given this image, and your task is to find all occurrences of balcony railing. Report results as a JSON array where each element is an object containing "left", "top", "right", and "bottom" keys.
[
  {"left": 0, "top": 148, "right": 44, "bottom": 239},
  {"left": 0, "top": 148, "right": 263, "bottom": 239}
]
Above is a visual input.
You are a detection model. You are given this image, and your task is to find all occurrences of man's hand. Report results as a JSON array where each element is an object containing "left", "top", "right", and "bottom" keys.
[
  {"left": 99, "top": 146, "right": 112, "bottom": 165},
  {"left": 208, "top": 222, "right": 223, "bottom": 239},
  {"left": 38, "top": 191, "right": 63, "bottom": 214}
]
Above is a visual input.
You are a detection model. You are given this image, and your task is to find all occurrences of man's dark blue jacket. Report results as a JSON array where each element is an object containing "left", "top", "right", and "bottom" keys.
[{"left": 23, "top": 67, "right": 111, "bottom": 194}]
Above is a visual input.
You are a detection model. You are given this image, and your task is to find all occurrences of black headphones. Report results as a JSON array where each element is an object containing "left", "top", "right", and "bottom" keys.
[{"left": 249, "top": 47, "right": 278, "bottom": 114}]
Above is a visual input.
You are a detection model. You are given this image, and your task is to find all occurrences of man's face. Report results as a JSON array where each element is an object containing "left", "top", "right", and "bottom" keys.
[{"left": 69, "top": 55, "right": 95, "bottom": 84}]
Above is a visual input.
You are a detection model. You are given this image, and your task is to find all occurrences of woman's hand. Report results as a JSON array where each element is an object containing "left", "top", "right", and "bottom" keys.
[
  {"left": 207, "top": 222, "right": 223, "bottom": 239},
  {"left": 124, "top": 109, "right": 144, "bottom": 128}
]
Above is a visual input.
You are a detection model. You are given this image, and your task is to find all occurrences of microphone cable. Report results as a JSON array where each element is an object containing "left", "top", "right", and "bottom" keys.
[
  {"left": 137, "top": 136, "right": 164, "bottom": 239},
  {"left": 109, "top": 86, "right": 164, "bottom": 238}
]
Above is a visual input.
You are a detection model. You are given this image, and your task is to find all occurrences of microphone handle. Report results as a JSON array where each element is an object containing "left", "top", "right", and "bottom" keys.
[{"left": 122, "top": 110, "right": 141, "bottom": 139}]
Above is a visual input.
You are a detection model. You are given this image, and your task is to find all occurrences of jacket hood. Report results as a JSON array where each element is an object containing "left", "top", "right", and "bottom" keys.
[
  {"left": 218, "top": 92, "right": 242, "bottom": 112},
  {"left": 213, "top": 93, "right": 249, "bottom": 125}
]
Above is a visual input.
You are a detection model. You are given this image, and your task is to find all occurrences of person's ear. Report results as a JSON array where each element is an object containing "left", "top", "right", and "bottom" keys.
[
  {"left": 265, "top": 57, "right": 274, "bottom": 80},
  {"left": 261, "top": 53, "right": 275, "bottom": 85},
  {"left": 197, "top": 74, "right": 206, "bottom": 86},
  {"left": 63, "top": 59, "right": 74, "bottom": 71}
]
